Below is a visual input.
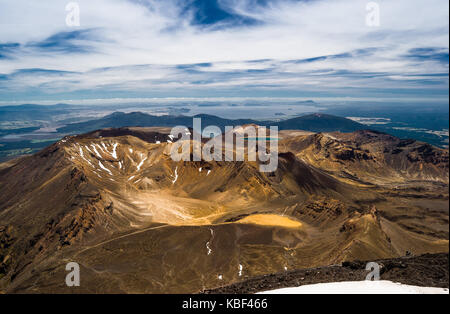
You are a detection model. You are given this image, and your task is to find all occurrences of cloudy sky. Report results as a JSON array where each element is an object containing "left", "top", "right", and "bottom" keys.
[{"left": 0, "top": 0, "right": 448, "bottom": 103}]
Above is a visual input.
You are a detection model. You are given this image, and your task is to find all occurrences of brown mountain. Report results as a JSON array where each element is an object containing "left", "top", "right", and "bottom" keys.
[
  {"left": 0, "top": 127, "right": 448, "bottom": 293},
  {"left": 281, "top": 130, "right": 449, "bottom": 186}
]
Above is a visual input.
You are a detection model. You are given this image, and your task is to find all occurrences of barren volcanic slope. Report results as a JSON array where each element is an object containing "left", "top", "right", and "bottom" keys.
[{"left": 0, "top": 128, "right": 448, "bottom": 293}]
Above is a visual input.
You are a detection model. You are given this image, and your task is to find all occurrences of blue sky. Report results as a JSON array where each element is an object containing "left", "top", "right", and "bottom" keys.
[{"left": 0, "top": 0, "right": 448, "bottom": 103}]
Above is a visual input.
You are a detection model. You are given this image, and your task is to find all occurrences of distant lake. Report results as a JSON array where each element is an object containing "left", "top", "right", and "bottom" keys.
[{"left": 188, "top": 104, "right": 322, "bottom": 120}]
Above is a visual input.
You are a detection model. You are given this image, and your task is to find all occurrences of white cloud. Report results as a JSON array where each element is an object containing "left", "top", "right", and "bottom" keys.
[{"left": 0, "top": 0, "right": 448, "bottom": 100}]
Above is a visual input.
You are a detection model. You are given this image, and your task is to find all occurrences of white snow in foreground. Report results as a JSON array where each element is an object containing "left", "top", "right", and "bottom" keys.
[
  {"left": 239, "top": 265, "right": 243, "bottom": 277},
  {"left": 257, "top": 281, "right": 449, "bottom": 295}
]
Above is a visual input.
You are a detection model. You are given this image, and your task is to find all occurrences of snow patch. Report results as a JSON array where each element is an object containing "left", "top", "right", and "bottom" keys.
[
  {"left": 79, "top": 147, "right": 94, "bottom": 167},
  {"left": 112, "top": 143, "right": 118, "bottom": 159},
  {"left": 257, "top": 281, "right": 450, "bottom": 295},
  {"left": 206, "top": 228, "right": 214, "bottom": 256},
  {"left": 136, "top": 155, "right": 148, "bottom": 171},
  {"left": 98, "top": 161, "right": 113, "bottom": 175},
  {"left": 91, "top": 145, "right": 102, "bottom": 158},
  {"left": 171, "top": 166, "right": 179, "bottom": 184},
  {"left": 85, "top": 146, "right": 93, "bottom": 154},
  {"left": 96, "top": 144, "right": 107, "bottom": 155}
]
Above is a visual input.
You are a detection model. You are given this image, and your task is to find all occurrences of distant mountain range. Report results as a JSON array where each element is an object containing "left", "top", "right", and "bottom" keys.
[
  {"left": 58, "top": 112, "right": 367, "bottom": 134},
  {"left": 0, "top": 104, "right": 76, "bottom": 121},
  {"left": 2, "top": 103, "right": 447, "bottom": 148}
]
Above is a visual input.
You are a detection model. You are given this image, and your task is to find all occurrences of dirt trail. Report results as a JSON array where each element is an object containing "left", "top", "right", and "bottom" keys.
[{"left": 75, "top": 224, "right": 169, "bottom": 256}]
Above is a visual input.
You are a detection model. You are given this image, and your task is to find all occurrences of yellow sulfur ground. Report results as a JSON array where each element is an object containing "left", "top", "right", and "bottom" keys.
[{"left": 237, "top": 214, "right": 303, "bottom": 228}]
